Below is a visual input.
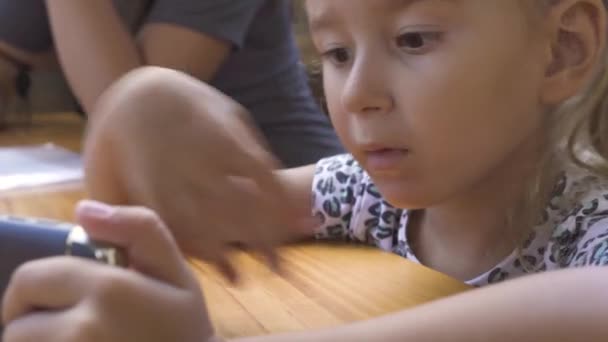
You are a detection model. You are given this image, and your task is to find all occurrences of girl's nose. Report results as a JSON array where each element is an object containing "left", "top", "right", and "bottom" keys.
[{"left": 341, "top": 57, "right": 393, "bottom": 115}]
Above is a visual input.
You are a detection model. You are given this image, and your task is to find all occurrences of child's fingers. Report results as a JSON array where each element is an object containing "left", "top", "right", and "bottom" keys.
[
  {"left": 2, "top": 257, "right": 95, "bottom": 325},
  {"left": 3, "top": 310, "right": 71, "bottom": 342},
  {"left": 75, "top": 200, "right": 192, "bottom": 288}
]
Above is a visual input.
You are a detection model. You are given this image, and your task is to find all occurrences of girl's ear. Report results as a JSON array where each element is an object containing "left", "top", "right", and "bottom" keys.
[{"left": 541, "top": 0, "right": 606, "bottom": 106}]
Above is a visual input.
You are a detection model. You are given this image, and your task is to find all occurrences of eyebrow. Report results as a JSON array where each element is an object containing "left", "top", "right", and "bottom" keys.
[{"left": 308, "top": 0, "right": 426, "bottom": 34}]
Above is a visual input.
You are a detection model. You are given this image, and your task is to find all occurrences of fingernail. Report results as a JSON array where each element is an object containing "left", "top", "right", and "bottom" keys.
[{"left": 77, "top": 200, "right": 115, "bottom": 220}]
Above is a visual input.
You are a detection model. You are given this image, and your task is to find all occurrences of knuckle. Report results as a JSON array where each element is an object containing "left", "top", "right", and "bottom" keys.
[
  {"left": 8, "top": 258, "right": 58, "bottom": 289},
  {"left": 109, "top": 67, "right": 178, "bottom": 101},
  {"left": 96, "top": 67, "right": 195, "bottom": 129},
  {"left": 2, "top": 322, "right": 21, "bottom": 341},
  {"left": 132, "top": 206, "right": 162, "bottom": 225},
  {"left": 66, "top": 307, "right": 106, "bottom": 342},
  {"left": 117, "top": 206, "right": 164, "bottom": 231},
  {"left": 9, "top": 262, "right": 37, "bottom": 288},
  {"left": 91, "top": 269, "right": 130, "bottom": 301}
]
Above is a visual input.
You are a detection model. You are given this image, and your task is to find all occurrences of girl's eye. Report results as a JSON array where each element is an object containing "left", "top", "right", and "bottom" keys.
[
  {"left": 395, "top": 32, "right": 441, "bottom": 54},
  {"left": 321, "top": 47, "right": 351, "bottom": 66}
]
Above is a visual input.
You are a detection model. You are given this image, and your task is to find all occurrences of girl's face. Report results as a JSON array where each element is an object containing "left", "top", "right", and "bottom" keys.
[{"left": 307, "top": 0, "right": 552, "bottom": 208}]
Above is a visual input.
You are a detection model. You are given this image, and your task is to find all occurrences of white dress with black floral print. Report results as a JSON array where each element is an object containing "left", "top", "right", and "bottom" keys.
[{"left": 312, "top": 154, "right": 608, "bottom": 287}]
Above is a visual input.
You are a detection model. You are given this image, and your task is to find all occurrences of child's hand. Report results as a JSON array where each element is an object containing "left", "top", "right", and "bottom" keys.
[
  {"left": 2, "top": 200, "right": 217, "bottom": 342},
  {"left": 84, "top": 73, "right": 312, "bottom": 282}
]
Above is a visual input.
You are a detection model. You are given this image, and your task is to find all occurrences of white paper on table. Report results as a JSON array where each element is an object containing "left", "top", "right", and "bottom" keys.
[{"left": 0, "top": 143, "right": 83, "bottom": 191}]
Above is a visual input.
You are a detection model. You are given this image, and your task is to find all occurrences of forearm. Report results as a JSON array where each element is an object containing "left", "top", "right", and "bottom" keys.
[
  {"left": 45, "top": 0, "right": 141, "bottom": 113},
  {"left": 230, "top": 267, "right": 608, "bottom": 342}
]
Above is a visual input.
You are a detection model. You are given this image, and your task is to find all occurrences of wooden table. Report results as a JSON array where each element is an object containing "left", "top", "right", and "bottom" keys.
[{"left": 0, "top": 113, "right": 470, "bottom": 338}]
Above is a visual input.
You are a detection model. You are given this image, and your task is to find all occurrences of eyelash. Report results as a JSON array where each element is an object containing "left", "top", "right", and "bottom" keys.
[
  {"left": 319, "top": 31, "right": 442, "bottom": 66},
  {"left": 395, "top": 31, "right": 442, "bottom": 54},
  {"left": 320, "top": 47, "right": 351, "bottom": 66}
]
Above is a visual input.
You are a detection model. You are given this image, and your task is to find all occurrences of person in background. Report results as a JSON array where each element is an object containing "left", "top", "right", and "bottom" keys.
[{"left": 0, "top": 0, "right": 343, "bottom": 165}]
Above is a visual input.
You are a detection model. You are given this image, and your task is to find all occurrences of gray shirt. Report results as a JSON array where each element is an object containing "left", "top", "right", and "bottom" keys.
[{"left": 147, "top": 0, "right": 344, "bottom": 166}]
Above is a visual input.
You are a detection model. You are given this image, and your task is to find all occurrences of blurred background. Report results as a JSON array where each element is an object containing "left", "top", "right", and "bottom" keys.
[{"left": 3, "top": 0, "right": 319, "bottom": 117}]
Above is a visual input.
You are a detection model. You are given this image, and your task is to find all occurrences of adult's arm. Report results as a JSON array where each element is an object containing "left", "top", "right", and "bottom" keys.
[{"left": 45, "top": 0, "right": 264, "bottom": 113}]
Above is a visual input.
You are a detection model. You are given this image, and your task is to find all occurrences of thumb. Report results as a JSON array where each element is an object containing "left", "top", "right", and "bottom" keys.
[{"left": 74, "top": 200, "right": 193, "bottom": 288}]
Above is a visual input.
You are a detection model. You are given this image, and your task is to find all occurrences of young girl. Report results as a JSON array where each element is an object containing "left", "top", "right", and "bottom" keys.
[{"left": 4, "top": 0, "right": 608, "bottom": 341}]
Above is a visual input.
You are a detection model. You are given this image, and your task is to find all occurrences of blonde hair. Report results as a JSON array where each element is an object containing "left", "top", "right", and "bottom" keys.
[{"left": 513, "top": 0, "right": 608, "bottom": 267}]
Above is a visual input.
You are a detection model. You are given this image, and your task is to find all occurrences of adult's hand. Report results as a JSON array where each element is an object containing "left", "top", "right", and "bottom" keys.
[{"left": 84, "top": 67, "right": 313, "bottom": 281}]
